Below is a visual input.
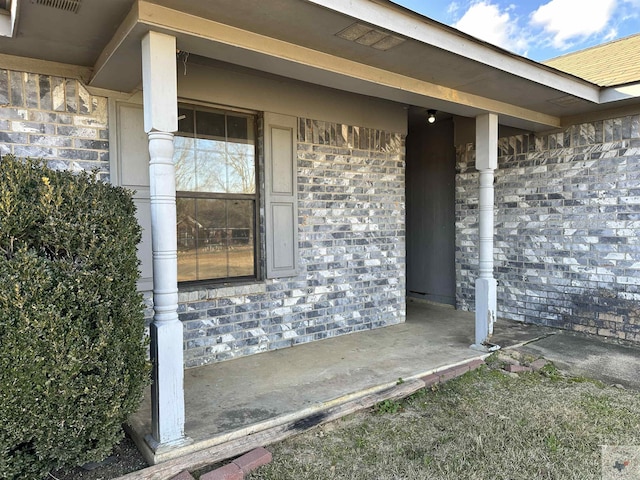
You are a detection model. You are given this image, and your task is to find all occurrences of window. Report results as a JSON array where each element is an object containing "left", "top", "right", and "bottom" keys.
[{"left": 174, "top": 105, "right": 257, "bottom": 283}]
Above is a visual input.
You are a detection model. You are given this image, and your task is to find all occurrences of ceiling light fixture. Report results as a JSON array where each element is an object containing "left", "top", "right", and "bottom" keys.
[{"left": 427, "top": 110, "right": 437, "bottom": 124}]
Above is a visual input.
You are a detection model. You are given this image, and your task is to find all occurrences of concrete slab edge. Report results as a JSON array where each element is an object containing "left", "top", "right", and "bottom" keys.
[
  {"left": 129, "top": 353, "right": 491, "bottom": 465},
  {"left": 130, "top": 381, "right": 409, "bottom": 465},
  {"left": 116, "top": 356, "right": 485, "bottom": 480},
  {"left": 499, "top": 331, "right": 558, "bottom": 351}
]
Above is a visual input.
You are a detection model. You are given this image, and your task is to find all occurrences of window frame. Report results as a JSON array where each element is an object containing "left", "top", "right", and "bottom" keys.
[{"left": 175, "top": 102, "right": 261, "bottom": 286}]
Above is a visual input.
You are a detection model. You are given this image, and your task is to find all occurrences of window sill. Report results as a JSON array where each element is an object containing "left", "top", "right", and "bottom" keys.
[
  {"left": 177, "top": 277, "right": 264, "bottom": 293},
  {"left": 177, "top": 279, "right": 268, "bottom": 303}
]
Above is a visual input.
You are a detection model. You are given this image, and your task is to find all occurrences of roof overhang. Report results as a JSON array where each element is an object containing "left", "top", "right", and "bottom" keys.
[
  {"left": 92, "top": 1, "right": 570, "bottom": 131},
  {"left": 3, "top": 0, "right": 639, "bottom": 132}
]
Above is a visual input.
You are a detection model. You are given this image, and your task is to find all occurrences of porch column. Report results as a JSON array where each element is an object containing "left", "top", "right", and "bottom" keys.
[
  {"left": 472, "top": 113, "right": 499, "bottom": 350},
  {"left": 141, "top": 31, "right": 187, "bottom": 448}
]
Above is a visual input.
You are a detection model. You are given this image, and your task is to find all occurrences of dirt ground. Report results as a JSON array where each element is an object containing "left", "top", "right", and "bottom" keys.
[{"left": 49, "top": 435, "right": 147, "bottom": 480}]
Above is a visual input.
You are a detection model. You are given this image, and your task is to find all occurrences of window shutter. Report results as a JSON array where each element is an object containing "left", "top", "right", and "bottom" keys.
[{"left": 264, "top": 112, "right": 298, "bottom": 278}]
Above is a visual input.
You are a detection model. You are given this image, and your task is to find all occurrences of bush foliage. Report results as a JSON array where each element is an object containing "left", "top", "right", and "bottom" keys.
[{"left": 0, "top": 156, "right": 150, "bottom": 479}]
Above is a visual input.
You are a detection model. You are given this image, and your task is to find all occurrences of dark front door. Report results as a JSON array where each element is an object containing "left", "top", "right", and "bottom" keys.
[{"left": 406, "top": 114, "right": 456, "bottom": 305}]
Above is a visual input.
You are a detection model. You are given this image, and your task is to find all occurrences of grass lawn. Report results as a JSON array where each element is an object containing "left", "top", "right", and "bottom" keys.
[{"left": 246, "top": 355, "right": 640, "bottom": 480}]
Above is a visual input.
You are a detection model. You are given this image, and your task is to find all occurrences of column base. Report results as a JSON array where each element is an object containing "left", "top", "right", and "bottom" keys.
[
  {"left": 144, "top": 433, "right": 194, "bottom": 454},
  {"left": 474, "top": 277, "right": 497, "bottom": 346},
  {"left": 150, "top": 319, "right": 186, "bottom": 445}
]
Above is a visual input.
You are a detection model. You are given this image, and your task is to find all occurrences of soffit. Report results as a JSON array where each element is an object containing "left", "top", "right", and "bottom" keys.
[{"left": 0, "top": 0, "right": 133, "bottom": 65}]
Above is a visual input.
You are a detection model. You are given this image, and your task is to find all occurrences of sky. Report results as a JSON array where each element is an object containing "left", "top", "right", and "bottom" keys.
[{"left": 391, "top": 0, "right": 640, "bottom": 61}]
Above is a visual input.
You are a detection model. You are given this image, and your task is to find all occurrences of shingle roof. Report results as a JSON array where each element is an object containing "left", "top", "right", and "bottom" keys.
[{"left": 544, "top": 33, "right": 640, "bottom": 87}]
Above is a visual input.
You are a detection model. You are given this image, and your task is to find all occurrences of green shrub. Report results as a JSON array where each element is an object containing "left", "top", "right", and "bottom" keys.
[{"left": 0, "top": 156, "right": 150, "bottom": 479}]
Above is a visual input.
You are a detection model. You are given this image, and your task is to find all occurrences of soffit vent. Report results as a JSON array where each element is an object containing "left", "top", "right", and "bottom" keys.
[
  {"left": 337, "top": 23, "right": 406, "bottom": 51},
  {"left": 32, "top": 0, "right": 81, "bottom": 13}
]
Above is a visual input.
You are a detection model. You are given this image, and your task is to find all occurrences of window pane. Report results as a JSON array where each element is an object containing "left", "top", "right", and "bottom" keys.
[
  {"left": 226, "top": 142, "right": 255, "bottom": 194},
  {"left": 227, "top": 200, "right": 254, "bottom": 277},
  {"left": 177, "top": 197, "right": 197, "bottom": 282},
  {"left": 174, "top": 136, "right": 196, "bottom": 191},
  {"left": 227, "top": 115, "right": 250, "bottom": 142},
  {"left": 196, "top": 110, "right": 225, "bottom": 138},
  {"left": 227, "top": 199, "right": 253, "bottom": 229},
  {"left": 196, "top": 198, "right": 228, "bottom": 280},
  {"left": 177, "top": 107, "right": 194, "bottom": 134},
  {"left": 195, "top": 138, "right": 227, "bottom": 192}
]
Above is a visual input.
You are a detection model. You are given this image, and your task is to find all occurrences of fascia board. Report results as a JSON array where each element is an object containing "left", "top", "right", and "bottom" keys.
[{"left": 600, "top": 83, "right": 640, "bottom": 104}]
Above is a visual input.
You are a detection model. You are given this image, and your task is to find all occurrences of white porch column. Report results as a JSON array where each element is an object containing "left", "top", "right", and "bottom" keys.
[
  {"left": 472, "top": 113, "right": 499, "bottom": 350},
  {"left": 141, "top": 31, "right": 187, "bottom": 449}
]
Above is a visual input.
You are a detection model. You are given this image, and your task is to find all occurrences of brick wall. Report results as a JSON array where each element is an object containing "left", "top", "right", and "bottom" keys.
[
  {"left": 180, "top": 119, "right": 406, "bottom": 367},
  {"left": 0, "top": 69, "right": 109, "bottom": 178},
  {"left": 456, "top": 115, "right": 640, "bottom": 342}
]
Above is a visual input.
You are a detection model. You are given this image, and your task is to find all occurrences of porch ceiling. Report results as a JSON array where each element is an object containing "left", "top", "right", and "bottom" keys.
[{"left": 2, "top": 0, "right": 638, "bottom": 131}]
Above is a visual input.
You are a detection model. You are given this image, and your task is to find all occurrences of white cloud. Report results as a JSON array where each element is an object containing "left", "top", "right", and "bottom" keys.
[
  {"left": 453, "top": 1, "right": 529, "bottom": 55},
  {"left": 530, "top": 0, "right": 618, "bottom": 49},
  {"left": 603, "top": 28, "right": 618, "bottom": 42}
]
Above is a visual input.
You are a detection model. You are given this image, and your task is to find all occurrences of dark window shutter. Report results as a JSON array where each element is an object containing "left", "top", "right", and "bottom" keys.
[{"left": 264, "top": 112, "right": 298, "bottom": 278}]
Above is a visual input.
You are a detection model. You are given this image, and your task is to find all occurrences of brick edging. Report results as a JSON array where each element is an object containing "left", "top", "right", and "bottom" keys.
[
  {"left": 419, "top": 358, "right": 485, "bottom": 388},
  {"left": 169, "top": 447, "right": 272, "bottom": 480}
]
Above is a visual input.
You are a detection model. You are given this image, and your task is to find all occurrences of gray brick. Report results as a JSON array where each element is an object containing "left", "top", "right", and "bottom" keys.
[
  {"left": 51, "top": 77, "right": 66, "bottom": 112},
  {"left": 0, "top": 131, "right": 28, "bottom": 143},
  {"left": 78, "top": 83, "right": 91, "bottom": 115},
  {"left": 39, "top": 75, "right": 52, "bottom": 111},
  {"left": 73, "top": 139, "right": 109, "bottom": 150},
  {"left": 25, "top": 73, "right": 39, "bottom": 108},
  {"left": 58, "top": 148, "right": 99, "bottom": 161},
  {"left": 65, "top": 80, "right": 77, "bottom": 113},
  {"left": 57, "top": 125, "right": 98, "bottom": 138},
  {"left": 29, "top": 134, "right": 73, "bottom": 148},
  {"left": 0, "top": 69, "right": 8, "bottom": 105},
  {"left": 13, "top": 145, "right": 55, "bottom": 158},
  {"left": 9, "top": 70, "right": 23, "bottom": 107}
]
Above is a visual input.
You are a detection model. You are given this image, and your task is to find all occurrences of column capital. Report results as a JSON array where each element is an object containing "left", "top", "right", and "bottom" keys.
[
  {"left": 141, "top": 31, "right": 178, "bottom": 134},
  {"left": 475, "top": 113, "right": 498, "bottom": 171}
]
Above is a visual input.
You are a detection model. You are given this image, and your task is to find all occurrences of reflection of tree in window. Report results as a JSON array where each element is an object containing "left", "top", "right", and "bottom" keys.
[{"left": 174, "top": 105, "right": 257, "bottom": 282}]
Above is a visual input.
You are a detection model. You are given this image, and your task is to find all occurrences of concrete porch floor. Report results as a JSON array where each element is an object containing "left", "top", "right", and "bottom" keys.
[{"left": 128, "top": 300, "right": 554, "bottom": 466}]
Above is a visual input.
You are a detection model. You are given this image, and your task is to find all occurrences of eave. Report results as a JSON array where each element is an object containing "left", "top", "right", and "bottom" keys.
[{"left": 90, "top": 1, "right": 568, "bottom": 131}]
